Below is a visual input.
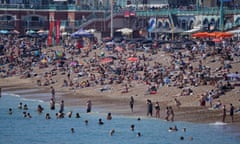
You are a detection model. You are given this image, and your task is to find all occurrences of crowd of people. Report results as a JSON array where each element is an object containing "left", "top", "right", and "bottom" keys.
[{"left": 0, "top": 30, "right": 240, "bottom": 123}]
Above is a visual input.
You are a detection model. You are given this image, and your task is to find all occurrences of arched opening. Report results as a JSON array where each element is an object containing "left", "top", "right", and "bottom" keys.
[
  {"left": 188, "top": 20, "right": 194, "bottom": 30},
  {"left": 181, "top": 19, "right": 187, "bottom": 30},
  {"left": 203, "top": 18, "right": 209, "bottom": 31},
  {"left": 164, "top": 22, "right": 170, "bottom": 29},
  {"left": 235, "top": 17, "right": 240, "bottom": 26},
  {"left": 0, "top": 15, "right": 15, "bottom": 30},
  {"left": 157, "top": 21, "right": 162, "bottom": 28},
  {"left": 23, "top": 15, "right": 46, "bottom": 31}
]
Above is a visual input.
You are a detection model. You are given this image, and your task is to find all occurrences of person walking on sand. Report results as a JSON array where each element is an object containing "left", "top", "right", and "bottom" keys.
[
  {"left": 155, "top": 101, "right": 160, "bottom": 118},
  {"left": 130, "top": 96, "right": 134, "bottom": 112},
  {"left": 165, "top": 106, "right": 170, "bottom": 121},
  {"left": 86, "top": 100, "right": 92, "bottom": 113},
  {"left": 146, "top": 99, "right": 153, "bottom": 117},
  {"left": 174, "top": 98, "right": 181, "bottom": 108},
  {"left": 222, "top": 105, "right": 226, "bottom": 123},
  {"left": 169, "top": 106, "right": 175, "bottom": 122},
  {"left": 230, "top": 103, "right": 234, "bottom": 122}
]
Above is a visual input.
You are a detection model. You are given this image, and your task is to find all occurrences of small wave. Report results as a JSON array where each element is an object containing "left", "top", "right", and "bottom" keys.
[
  {"left": 3, "top": 92, "right": 20, "bottom": 97},
  {"left": 21, "top": 98, "right": 44, "bottom": 103},
  {"left": 209, "top": 121, "right": 227, "bottom": 125}
]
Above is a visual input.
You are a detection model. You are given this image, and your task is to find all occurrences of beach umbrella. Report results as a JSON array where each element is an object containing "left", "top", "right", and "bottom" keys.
[
  {"left": 100, "top": 57, "right": 113, "bottom": 64},
  {"left": 56, "top": 51, "right": 64, "bottom": 57},
  {"left": 192, "top": 32, "right": 210, "bottom": 38},
  {"left": 0, "top": 30, "right": 8, "bottom": 34},
  {"left": 41, "top": 59, "right": 47, "bottom": 63},
  {"left": 115, "top": 46, "right": 123, "bottom": 52},
  {"left": 71, "top": 29, "right": 93, "bottom": 38},
  {"left": 208, "top": 32, "right": 222, "bottom": 37},
  {"left": 216, "top": 32, "right": 233, "bottom": 38},
  {"left": 127, "top": 57, "right": 138, "bottom": 62},
  {"left": 106, "top": 41, "right": 115, "bottom": 46},
  {"left": 12, "top": 30, "right": 19, "bottom": 34},
  {"left": 212, "top": 38, "right": 222, "bottom": 43},
  {"left": 69, "top": 61, "right": 78, "bottom": 67},
  {"left": 26, "top": 30, "right": 36, "bottom": 34}
]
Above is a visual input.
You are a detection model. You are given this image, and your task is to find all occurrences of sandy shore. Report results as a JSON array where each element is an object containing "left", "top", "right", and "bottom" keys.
[{"left": 1, "top": 75, "right": 240, "bottom": 127}]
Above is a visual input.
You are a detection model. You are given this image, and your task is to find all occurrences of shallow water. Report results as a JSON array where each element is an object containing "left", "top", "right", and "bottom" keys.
[{"left": 0, "top": 93, "right": 240, "bottom": 144}]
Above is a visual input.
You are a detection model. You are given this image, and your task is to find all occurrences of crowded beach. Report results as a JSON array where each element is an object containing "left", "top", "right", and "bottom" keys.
[{"left": 0, "top": 29, "right": 240, "bottom": 124}]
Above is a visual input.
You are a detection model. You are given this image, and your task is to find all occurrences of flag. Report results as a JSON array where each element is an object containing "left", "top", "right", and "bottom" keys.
[
  {"left": 56, "top": 20, "right": 60, "bottom": 45},
  {"left": 47, "top": 20, "right": 54, "bottom": 46}
]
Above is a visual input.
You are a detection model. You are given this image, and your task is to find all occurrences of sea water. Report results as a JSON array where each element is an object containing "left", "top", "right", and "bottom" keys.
[{"left": 0, "top": 93, "right": 240, "bottom": 144}]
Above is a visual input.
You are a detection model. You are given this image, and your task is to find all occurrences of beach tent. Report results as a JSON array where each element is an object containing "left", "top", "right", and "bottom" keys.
[
  {"left": 116, "top": 28, "right": 133, "bottom": 35},
  {"left": 71, "top": 29, "right": 93, "bottom": 38}
]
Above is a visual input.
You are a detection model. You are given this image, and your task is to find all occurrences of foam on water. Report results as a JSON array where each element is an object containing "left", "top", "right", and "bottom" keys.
[{"left": 209, "top": 121, "right": 228, "bottom": 126}]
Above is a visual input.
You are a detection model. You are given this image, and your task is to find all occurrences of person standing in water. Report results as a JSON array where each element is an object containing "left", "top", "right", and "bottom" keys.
[
  {"left": 230, "top": 103, "right": 234, "bottom": 122},
  {"left": 59, "top": 100, "right": 64, "bottom": 113},
  {"left": 50, "top": 98, "right": 55, "bottom": 110},
  {"left": 130, "top": 96, "right": 134, "bottom": 112},
  {"left": 222, "top": 105, "right": 226, "bottom": 123},
  {"left": 50, "top": 86, "right": 55, "bottom": 101},
  {"left": 86, "top": 100, "right": 92, "bottom": 113}
]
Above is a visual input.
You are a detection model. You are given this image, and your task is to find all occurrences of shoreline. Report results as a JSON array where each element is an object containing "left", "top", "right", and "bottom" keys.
[{"left": 1, "top": 76, "right": 240, "bottom": 127}]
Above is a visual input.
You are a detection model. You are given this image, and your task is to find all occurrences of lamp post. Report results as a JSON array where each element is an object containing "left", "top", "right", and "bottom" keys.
[
  {"left": 219, "top": 0, "right": 224, "bottom": 31},
  {"left": 110, "top": 0, "right": 113, "bottom": 38}
]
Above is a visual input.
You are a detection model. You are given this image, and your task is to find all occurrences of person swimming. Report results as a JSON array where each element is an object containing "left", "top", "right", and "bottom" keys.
[
  {"left": 37, "top": 105, "right": 44, "bottom": 113},
  {"left": 45, "top": 113, "right": 51, "bottom": 119},
  {"left": 168, "top": 125, "right": 178, "bottom": 132},
  {"left": 23, "top": 104, "right": 28, "bottom": 110},
  {"left": 75, "top": 113, "right": 80, "bottom": 118},
  {"left": 106, "top": 112, "right": 112, "bottom": 120},
  {"left": 109, "top": 129, "right": 115, "bottom": 136},
  {"left": 8, "top": 108, "right": 13, "bottom": 115},
  {"left": 18, "top": 102, "right": 22, "bottom": 109},
  {"left": 98, "top": 118, "right": 104, "bottom": 125},
  {"left": 130, "top": 124, "right": 135, "bottom": 131},
  {"left": 84, "top": 120, "right": 88, "bottom": 125},
  {"left": 71, "top": 128, "right": 75, "bottom": 133},
  {"left": 27, "top": 113, "right": 32, "bottom": 118},
  {"left": 137, "top": 132, "right": 142, "bottom": 137},
  {"left": 23, "top": 111, "right": 27, "bottom": 117},
  {"left": 67, "top": 111, "right": 72, "bottom": 118},
  {"left": 180, "top": 136, "right": 184, "bottom": 140}
]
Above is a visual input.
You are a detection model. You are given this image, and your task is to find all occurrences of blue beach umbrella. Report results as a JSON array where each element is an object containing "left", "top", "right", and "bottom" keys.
[{"left": 0, "top": 30, "right": 8, "bottom": 34}]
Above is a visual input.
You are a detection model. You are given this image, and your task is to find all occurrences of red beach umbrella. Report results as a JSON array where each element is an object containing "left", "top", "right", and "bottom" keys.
[
  {"left": 100, "top": 57, "right": 113, "bottom": 64},
  {"left": 127, "top": 57, "right": 138, "bottom": 62},
  {"left": 192, "top": 32, "right": 210, "bottom": 38},
  {"left": 212, "top": 38, "right": 222, "bottom": 43},
  {"left": 115, "top": 46, "right": 123, "bottom": 52}
]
